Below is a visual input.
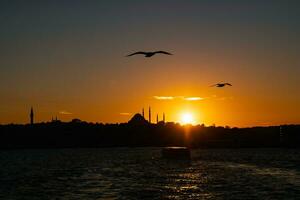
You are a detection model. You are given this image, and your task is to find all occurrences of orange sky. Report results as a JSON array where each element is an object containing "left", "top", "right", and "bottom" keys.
[{"left": 0, "top": 1, "right": 299, "bottom": 127}]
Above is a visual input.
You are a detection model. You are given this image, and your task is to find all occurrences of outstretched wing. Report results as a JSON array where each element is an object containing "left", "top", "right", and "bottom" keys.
[
  {"left": 126, "top": 52, "right": 147, "bottom": 57},
  {"left": 225, "top": 83, "right": 232, "bottom": 86},
  {"left": 210, "top": 84, "right": 217, "bottom": 87},
  {"left": 154, "top": 51, "right": 173, "bottom": 55}
]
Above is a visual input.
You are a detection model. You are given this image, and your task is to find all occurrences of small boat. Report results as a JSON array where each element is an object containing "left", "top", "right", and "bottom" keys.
[{"left": 161, "top": 147, "right": 191, "bottom": 160}]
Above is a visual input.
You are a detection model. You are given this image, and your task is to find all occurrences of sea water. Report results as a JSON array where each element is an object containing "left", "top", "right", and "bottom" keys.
[{"left": 0, "top": 148, "right": 299, "bottom": 200}]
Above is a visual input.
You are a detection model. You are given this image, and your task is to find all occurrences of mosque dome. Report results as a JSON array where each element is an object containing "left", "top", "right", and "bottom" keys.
[{"left": 128, "top": 113, "right": 148, "bottom": 125}]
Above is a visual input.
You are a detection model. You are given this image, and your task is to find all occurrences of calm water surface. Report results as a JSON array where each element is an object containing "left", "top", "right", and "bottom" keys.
[{"left": 0, "top": 148, "right": 299, "bottom": 200}]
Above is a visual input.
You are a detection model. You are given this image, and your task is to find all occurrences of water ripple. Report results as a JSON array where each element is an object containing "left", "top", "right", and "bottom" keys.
[{"left": 0, "top": 148, "right": 299, "bottom": 199}]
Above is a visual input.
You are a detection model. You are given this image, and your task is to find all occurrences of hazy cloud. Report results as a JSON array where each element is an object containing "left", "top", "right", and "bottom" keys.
[
  {"left": 217, "top": 96, "right": 234, "bottom": 101},
  {"left": 153, "top": 96, "right": 204, "bottom": 101},
  {"left": 59, "top": 111, "right": 72, "bottom": 115},
  {"left": 120, "top": 112, "right": 132, "bottom": 116},
  {"left": 153, "top": 96, "right": 175, "bottom": 100},
  {"left": 183, "top": 97, "right": 204, "bottom": 101}
]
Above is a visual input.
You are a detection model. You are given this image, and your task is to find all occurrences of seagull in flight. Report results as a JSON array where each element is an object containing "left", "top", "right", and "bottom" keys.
[
  {"left": 211, "top": 83, "right": 232, "bottom": 87},
  {"left": 126, "top": 51, "right": 173, "bottom": 57}
]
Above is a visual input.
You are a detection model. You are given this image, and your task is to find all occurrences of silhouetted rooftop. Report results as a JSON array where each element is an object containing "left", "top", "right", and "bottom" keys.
[{"left": 128, "top": 113, "right": 148, "bottom": 125}]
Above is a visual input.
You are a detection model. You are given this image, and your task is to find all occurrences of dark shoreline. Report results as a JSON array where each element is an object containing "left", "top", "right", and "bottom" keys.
[{"left": 1, "top": 120, "right": 299, "bottom": 149}]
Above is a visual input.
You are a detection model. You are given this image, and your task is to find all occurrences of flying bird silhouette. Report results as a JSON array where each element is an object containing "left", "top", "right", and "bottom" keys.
[
  {"left": 211, "top": 83, "right": 232, "bottom": 87},
  {"left": 126, "top": 51, "right": 173, "bottom": 57}
]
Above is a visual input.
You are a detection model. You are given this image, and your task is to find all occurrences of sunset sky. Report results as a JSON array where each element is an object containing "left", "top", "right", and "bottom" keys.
[{"left": 0, "top": 1, "right": 299, "bottom": 127}]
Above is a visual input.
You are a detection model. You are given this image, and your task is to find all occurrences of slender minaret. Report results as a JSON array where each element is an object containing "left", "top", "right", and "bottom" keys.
[
  {"left": 148, "top": 107, "right": 151, "bottom": 123},
  {"left": 163, "top": 113, "right": 165, "bottom": 123},
  {"left": 156, "top": 114, "right": 159, "bottom": 124},
  {"left": 30, "top": 107, "right": 34, "bottom": 125},
  {"left": 142, "top": 108, "right": 144, "bottom": 118}
]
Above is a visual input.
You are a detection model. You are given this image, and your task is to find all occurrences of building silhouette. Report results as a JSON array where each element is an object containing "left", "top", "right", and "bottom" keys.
[
  {"left": 51, "top": 116, "right": 61, "bottom": 123},
  {"left": 128, "top": 113, "right": 148, "bottom": 125},
  {"left": 149, "top": 107, "right": 151, "bottom": 123},
  {"left": 30, "top": 107, "right": 34, "bottom": 125}
]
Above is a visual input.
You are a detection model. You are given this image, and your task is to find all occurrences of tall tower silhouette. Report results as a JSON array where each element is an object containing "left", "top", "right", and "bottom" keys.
[
  {"left": 30, "top": 107, "right": 34, "bottom": 125},
  {"left": 156, "top": 114, "right": 159, "bottom": 123},
  {"left": 148, "top": 107, "right": 151, "bottom": 123},
  {"left": 142, "top": 108, "right": 144, "bottom": 118},
  {"left": 163, "top": 113, "right": 165, "bottom": 123}
]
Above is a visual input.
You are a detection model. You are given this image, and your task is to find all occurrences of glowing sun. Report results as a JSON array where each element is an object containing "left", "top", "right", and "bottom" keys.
[{"left": 180, "top": 112, "right": 195, "bottom": 125}]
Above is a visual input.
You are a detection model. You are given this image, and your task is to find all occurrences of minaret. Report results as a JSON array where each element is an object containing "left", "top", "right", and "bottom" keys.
[
  {"left": 142, "top": 108, "right": 144, "bottom": 118},
  {"left": 163, "top": 113, "right": 165, "bottom": 123},
  {"left": 148, "top": 107, "right": 151, "bottom": 123},
  {"left": 30, "top": 107, "right": 34, "bottom": 125},
  {"left": 156, "top": 114, "right": 159, "bottom": 124}
]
